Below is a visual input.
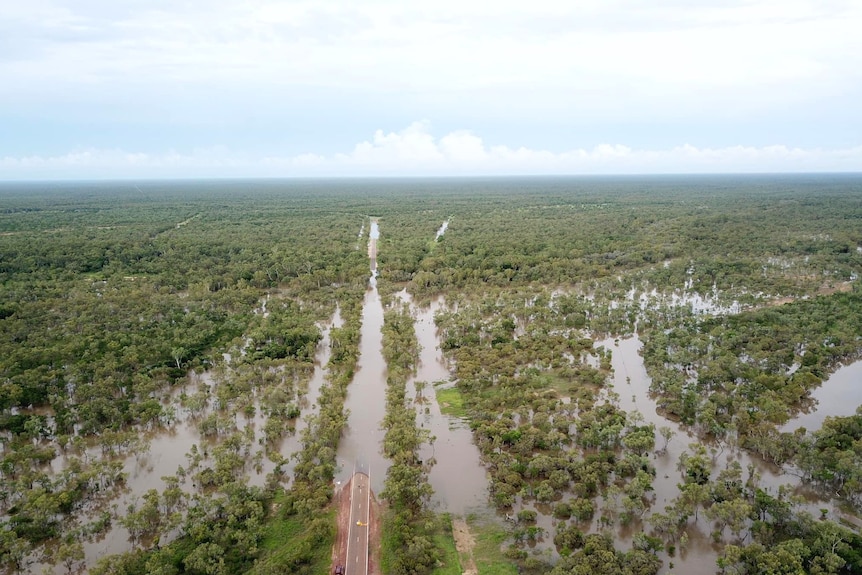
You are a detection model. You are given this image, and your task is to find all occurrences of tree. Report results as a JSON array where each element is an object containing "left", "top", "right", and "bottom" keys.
[
  {"left": 184, "top": 542, "right": 226, "bottom": 575},
  {"left": 659, "top": 426, "right": 675, "bottom": 452},
  {"left": 171, "top": 347, "right": 187, "bottom": 369},
  {"left": 55, "top": 540, "right": 85, "bottom": 574}
]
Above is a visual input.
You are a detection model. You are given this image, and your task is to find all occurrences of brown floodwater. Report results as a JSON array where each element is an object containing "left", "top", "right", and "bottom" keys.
[
  {"left": 502, "top": 333, "right": 850, "bottom": 574},
  {"left": 284, "top": 313, "right": 336, "bottom": 470},
  {"left": 781, "top": 359, "right": 862, "bottom": 433},
  {"left": 336, "top": 219, "right": 390, "bottom": 494},
  {"left": 28, "top": 254, "right": 859, "bottom": 573},
  {"left": 30, "top": 305, "right": 339, "bottom": 573},
  {"left": 404, "top": 294, "right": 490, "bottom": 516},
  {"left": 596, "top": 335, "right": 847, "bottom": 574}
]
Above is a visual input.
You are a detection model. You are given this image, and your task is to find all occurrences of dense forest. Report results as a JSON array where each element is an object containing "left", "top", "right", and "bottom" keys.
[{"left": 1, "top": 175, "right": 861, "bottom": 575}]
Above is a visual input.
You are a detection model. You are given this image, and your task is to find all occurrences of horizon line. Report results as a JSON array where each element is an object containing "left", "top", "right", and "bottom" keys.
[{"left": 2, "top": 171, "right": 862, "bottom": 184}]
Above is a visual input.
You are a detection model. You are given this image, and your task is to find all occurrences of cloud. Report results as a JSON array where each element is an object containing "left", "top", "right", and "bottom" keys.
[
  {"left": 3, "top": 123, "right": 861, "bottom": 179},
  {"left": 2, "top": 0, "right": 861, "bottom": 124}
]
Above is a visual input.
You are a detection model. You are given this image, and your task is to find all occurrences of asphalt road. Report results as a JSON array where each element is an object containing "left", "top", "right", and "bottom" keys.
[{"left": 345, "top": 466, "right": 370, "bottom": 575}]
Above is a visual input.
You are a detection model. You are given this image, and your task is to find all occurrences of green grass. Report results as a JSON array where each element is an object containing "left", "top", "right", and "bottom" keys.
[
  {"left": 247, "top": 493, "right": 335, "bottom": 575},
  {"left": 431, "top": 514, "right": 463, "bottom": 575},
  {"left": 435, "top": 386, "right": 467, "bottom": 418},
  {"left": 469, "top": 515, "right": 518, "bottom": 575}
]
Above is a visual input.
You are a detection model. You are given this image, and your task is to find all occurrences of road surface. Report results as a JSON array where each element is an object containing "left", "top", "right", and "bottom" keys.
[{"left": 345, "top": 464, "right": 370, "bottom": 575}]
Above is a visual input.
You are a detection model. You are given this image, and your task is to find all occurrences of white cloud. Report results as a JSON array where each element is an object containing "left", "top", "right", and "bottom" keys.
[
  {"left": 2, "top": 0, "right": 861, "bottom": 124},
  {"left": 3, "top": 123, "right": 861, "bottom": 179}
]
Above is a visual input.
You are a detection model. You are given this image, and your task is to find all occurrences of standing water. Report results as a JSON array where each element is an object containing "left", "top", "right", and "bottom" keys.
[
  {"left": 34, "top": 304, "right": 338, "bottom": 573},
  {"left": 602, "top": 335, "right": 842, "bottom": 574},
  {"left": 435, "top": 220, "right": 449, "bottom": 241},
  {"left": 337, "top": 219, "right": 390, "bottom": 494},
  {"left": 406, "top": 294, "right": 489, "bottom": 515},
  {"left": 782, "top": 359, "right": 862, "bottom": 432}
]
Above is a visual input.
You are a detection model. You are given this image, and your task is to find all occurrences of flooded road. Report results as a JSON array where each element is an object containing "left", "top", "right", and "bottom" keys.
[
  {"left": 406, "top": 295, "right": 489, "bottom": 516},
  {"left": 337, "top": 218, "right": 390, "bottom": 494}
]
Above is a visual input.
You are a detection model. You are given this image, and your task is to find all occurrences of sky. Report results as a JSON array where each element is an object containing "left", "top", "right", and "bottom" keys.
[{"left": 2, "top": 0, "right": 862, "bottom": 179}]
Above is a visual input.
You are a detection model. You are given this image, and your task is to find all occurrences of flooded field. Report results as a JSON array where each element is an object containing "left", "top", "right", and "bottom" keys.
[
  {"left": 24, "top": 305, "right": 340, "bottom": 573},
  {"left": 405, "top": 294, "right": 489, "bottom": 516},
  {"left": 12, "top": 214, "right": 861, "bottom": 574},
  {"left": 598, "top": 335, "right": 854, "bottom": 573},
  {"left": 492, "top": 325, "right": 859, "bottom": 574}
]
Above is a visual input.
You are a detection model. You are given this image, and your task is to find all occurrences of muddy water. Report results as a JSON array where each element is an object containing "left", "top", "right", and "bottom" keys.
[
  {"left": 337, "top": 219, "right": 390, "bottom": 494},
  {"left": 405, "top": 295, "right": 489, "bottom": 516},
  {"left": 512, "top": 335, "right": 841, "bottom": 573},
  {"left": 598, "top": 337, "right": 724, "bottom": 574},
  {"left": 603, "top": 338, "right": 759, "bottom": 500},
  {"left": 32, "top": 309, "right": 339, "bottom": 573},
  {"left": 289, "top": 314, "right": 337, "bottom": 451},
  {"left": 368, "top": 219, "right": 380, "bottom": 274},
  {"left": 782, "top": 359, "right": 862, "bottom": 432},
  {"left": 600, "top": 335, "right": 844, "bottom": 574}
]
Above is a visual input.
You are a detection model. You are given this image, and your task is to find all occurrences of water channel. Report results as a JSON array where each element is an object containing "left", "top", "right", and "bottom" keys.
[
  {"left": 781, "top": 359, "right": 862, "bottom": 433},
  {"left": 335, "top": 217, "right": 490, "bottom": 514},
  {"left": 336, "top": 219, "right": 391, "bottom": 494},
  {"left": 404, "top": 294, "right": 489, "bottom": 516}
]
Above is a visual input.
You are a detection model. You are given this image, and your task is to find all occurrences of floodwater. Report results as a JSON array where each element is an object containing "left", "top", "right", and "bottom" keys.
[
  {"left": 368, "top": 219, "right": 380, "bottom": 276},
  {"left": 598, "top": 337, "right": 729, "bottom": 574},
  {"left": 335, "top": 218, "right": 487, "bottom": 506},
  {"left": 782, "top": 359, "right": 862, "bottom": 432},
  {"left": 600, "top": 335, "right": 845, "bottom": 574},
  {"left": 627, "top": 284, "right": 741, "bottom": 316},
  {"left": 32, "top": 307, "right": 339, "bottom": 573},
  {"left": 435, "top": 220, "right": 449, "bottom": 240},
  {"left": 289, "top": 312, "right": 337, "bottom": 450},
  {"left": 506, "top": 334, "right": 846, "bottom": 574},
  {"left": 337, "top": 218, "right": 390, "bottom": 494},
  {"left": 405, "top": 294, "right": 489, "bottom": 516},
  {"left": 602, "top": 337, "right": 787, "bottom": 488}
]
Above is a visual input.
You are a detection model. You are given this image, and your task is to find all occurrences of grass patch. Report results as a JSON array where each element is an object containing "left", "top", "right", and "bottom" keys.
[
  {"left": 432, "top": 514, "right": 462, "bottom": 575},
  {"left": 469, "top": 515, "right": 518, "bottom": 575},
  {"left": 247, "top": 492, "right": 335, "bottom": 575},
  {"left": 435, "top": 386, "right": 466, "bottom": 418},
  {"left": 382, "top": 511, "right": 462, "bottom": 575}
]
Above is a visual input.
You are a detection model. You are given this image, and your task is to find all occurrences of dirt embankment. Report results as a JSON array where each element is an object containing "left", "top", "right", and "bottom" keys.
[{"left": 452, "top": 518, "right": 478, "bottom": 575}]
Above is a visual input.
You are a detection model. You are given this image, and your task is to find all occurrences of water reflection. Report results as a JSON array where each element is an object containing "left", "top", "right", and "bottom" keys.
[
  {"left": 600, "top": 335, "right": 844, "bottom": 574},
  {"left": 782, "top": 360, "right": 862, "bottom": 432}
]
